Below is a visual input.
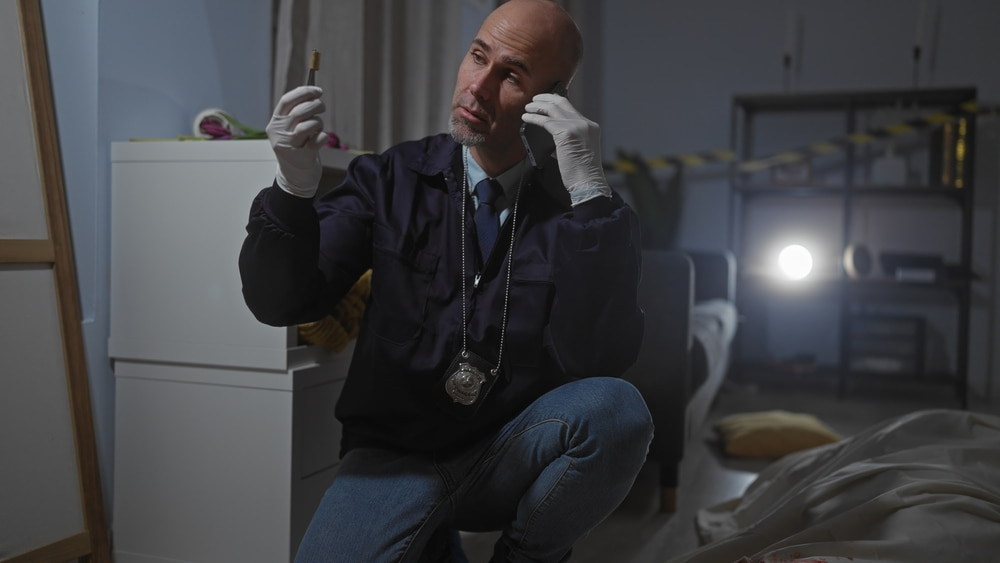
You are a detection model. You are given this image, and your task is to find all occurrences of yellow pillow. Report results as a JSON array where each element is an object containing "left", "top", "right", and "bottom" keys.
[
  {"left": 715, "top": 410, "right": 840, "bottom": 458},
  {"left": 298, "top": 269, "right": 372, "bottom": 353}
]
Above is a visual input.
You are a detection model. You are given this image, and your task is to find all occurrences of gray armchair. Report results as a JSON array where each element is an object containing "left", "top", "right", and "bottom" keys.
[{"left": 624, "top": 249, "right": 738, "bottom": 512}]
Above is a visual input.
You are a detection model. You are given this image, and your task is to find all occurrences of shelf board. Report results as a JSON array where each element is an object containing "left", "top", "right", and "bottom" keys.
[
  {"left": 733, "top": 86, "right": 977, "bottom": 113},
  {"left": 846, "top": 276, "right": 971, "bottom": 293},
  {"left": 847, "top": 185, "right": 969, "bottom": 196},
  {"left": 737, "top": 272, "right": 843, "bottom": 298},
  {"left": 733, "top": 184, "right": 846, "bottom": 197},
  {"left": 737, "top": 273, "right": 971, "bottom": 305},
  {"left": 736, "top": 361, "right": 956, "bottom": 382},
  {"left": 733, "top": 184, "right": 968, "bottom": 199},
  {"left": 732, "top": 362, "right": 961, "bottom": 396},
  {"left": 846, "top": 369, "right": 956, "bottom": 383},
  {"left": 731, "top": 363, "right": 841, "bottom": 392},
  {"left": 740, "top": 271, "right": 969, "bottom": 289}
]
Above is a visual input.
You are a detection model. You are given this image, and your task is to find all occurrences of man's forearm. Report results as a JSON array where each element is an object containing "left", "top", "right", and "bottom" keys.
[
  {"left": 239, "top": 185, "right": 332, "bottom": 327},
  {"left": 547, "top": 199, "right": 644, "bottom": 378}
]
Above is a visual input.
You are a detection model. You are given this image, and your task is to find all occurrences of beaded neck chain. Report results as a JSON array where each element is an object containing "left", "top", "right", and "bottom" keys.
[{"left": 459, "top": 153, "right": 524, "bottom": 375}]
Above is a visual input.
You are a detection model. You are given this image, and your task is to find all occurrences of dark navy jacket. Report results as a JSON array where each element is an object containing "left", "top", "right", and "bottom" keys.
[{"left": 240, "top": 133, "right": 643, "bottom": 455}]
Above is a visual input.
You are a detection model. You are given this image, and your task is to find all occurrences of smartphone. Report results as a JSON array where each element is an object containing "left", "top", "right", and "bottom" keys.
[{"left": 521, "top": 82, "right": 567, "bottom": 168}]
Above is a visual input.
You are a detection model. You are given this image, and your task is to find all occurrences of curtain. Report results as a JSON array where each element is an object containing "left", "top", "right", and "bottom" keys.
[{"left": 272, "top": 0, "right": 464, "bottom": 152}]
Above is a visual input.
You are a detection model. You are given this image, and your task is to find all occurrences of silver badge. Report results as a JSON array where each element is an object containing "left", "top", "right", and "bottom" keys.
[{"left": 445, "top": 362, "right": 487, "bottom": 405}]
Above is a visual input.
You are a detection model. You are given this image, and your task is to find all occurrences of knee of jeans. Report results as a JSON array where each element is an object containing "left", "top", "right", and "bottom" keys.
[{"left": 587, "top": 378, "right": 654, "bottom": 447}]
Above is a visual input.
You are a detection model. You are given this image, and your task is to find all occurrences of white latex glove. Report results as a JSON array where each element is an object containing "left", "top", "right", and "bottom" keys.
[
  {"left": 522, "top": 93, "right": 611, "bottom": 204},
  {"left": 266, "top": 86, "right": 329, "bottom": 198}
]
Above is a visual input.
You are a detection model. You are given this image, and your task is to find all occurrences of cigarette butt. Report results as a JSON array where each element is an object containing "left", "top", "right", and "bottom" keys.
[{"left": 307, "top": 50, "right": 320, "bottom": 86}]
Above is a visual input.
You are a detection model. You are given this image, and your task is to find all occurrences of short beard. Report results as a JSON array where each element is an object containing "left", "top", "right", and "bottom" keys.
[{"left": 449, "top": 115, "right": 485, "bottom": 147}]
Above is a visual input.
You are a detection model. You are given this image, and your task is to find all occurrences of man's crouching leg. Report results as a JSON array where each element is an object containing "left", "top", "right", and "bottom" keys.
[{"left": 454, "top": 377, "right": 654, "bottom": 563}]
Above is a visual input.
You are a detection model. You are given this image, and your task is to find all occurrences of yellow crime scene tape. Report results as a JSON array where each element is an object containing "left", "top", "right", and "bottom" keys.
[{"left": 608, "top": 100, "right": 997, "bottom": 175}]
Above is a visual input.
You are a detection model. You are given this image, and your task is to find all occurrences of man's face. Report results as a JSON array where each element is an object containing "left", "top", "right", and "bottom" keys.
[{"left": 449, "top": 9, "right": 561, "bottom": 159}]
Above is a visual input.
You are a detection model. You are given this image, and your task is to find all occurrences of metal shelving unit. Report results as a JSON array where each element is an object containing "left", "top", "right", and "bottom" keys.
[{"left": 728, "top": 87, "right": 977, "bottom": 407}]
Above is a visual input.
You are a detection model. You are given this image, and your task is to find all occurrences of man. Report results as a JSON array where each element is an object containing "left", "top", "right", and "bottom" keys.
[{"left": 240, "top": 1, "right": 652, "bottom": 561}]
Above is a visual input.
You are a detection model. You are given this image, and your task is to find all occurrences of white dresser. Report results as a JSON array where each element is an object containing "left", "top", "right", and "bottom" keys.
[{"left": 110, "top": 140, "right": 356, "bottom": 562}]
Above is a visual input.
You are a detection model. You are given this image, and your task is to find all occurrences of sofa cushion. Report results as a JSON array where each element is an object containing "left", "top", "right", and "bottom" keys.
[{"left": 715, "top": 410, "right": 840, "bottom": 458}]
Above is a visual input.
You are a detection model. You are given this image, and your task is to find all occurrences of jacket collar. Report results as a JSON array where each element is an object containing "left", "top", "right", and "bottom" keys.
[
  {"left": 409, "top": 134, "right": 462, "bottom": 177},
  {"left": 405, "top": 133, "right": 570, "bottom": 209}
]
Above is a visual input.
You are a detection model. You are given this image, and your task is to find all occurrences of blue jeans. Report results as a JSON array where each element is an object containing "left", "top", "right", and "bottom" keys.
[{"left": 294, "top": 377, "right": 654, "bottom": 563}]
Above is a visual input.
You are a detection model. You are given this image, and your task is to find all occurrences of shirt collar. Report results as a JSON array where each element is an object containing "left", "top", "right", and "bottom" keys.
[{"left": 463, "top": 146, "right": 527, "bottom": 202}]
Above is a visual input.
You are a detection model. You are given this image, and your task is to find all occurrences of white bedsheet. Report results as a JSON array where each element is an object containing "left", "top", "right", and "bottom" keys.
[{"left": 670, "top": 409, "right": 1000, "bottom": 563}]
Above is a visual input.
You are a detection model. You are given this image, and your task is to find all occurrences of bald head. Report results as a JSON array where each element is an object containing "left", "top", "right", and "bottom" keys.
[{"left": 485, "top": 0, "right": 583, "bottom": 87}]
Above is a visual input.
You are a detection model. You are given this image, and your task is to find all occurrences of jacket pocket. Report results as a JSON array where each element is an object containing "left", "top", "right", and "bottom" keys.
[
  {"left": 506, "top": 262, "right": 555, "bottom": 367},
  {"left": 370, "top": 225, "right": 439, "bottom": 345}
]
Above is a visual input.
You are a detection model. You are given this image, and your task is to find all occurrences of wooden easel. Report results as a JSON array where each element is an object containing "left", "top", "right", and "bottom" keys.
[{"left": 0, "top": 0, "right": 110, "bottom": 560}]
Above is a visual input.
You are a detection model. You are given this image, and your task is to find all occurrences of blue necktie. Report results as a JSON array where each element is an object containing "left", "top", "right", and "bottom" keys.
[{"left": 474, "top": 178, "right": 501, "bottom": 261}]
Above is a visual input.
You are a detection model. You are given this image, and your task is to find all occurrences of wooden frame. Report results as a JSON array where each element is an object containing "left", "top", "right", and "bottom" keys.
[{"left": 0, "top": 0, "right": 109, "bottom": 560}]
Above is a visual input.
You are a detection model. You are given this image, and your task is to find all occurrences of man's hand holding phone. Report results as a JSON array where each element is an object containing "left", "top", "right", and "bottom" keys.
[
  {"left": 520, "top": 82, "right": 566, "bottom": 168},
  {"left": 521, "top": 91, "right": 611, "bottom": 205}
]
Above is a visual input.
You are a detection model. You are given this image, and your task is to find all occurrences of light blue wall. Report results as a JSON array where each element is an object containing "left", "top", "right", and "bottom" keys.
[
  {"left": 98, "top": 0, "right": 273, "bottom": 142},
  {"left": 41, "top": 0, "right": 107, "bottom": 521},
  {"left": 42, "top": 0, "right": 272, "bottom": 522}
]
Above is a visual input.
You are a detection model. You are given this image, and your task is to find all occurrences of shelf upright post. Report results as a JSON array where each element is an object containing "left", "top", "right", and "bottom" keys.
[
  {"left": 955, "top": 102, "right": 976, "bottom": 409},
  {"left": 837, "top": 101, "right": 859, "bottom": 399},
  {"left": 729, "top": 98, "right": 755, "bottom": 383}
]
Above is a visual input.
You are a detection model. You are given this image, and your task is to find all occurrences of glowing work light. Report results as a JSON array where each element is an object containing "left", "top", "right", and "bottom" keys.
[{"left": 778, "top": 244, "right": 813, "bottom": 280}]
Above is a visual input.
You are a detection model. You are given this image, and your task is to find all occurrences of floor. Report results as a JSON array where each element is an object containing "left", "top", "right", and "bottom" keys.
[{"left": 459, "top": 377, "right": 993, "bottom": 562}]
